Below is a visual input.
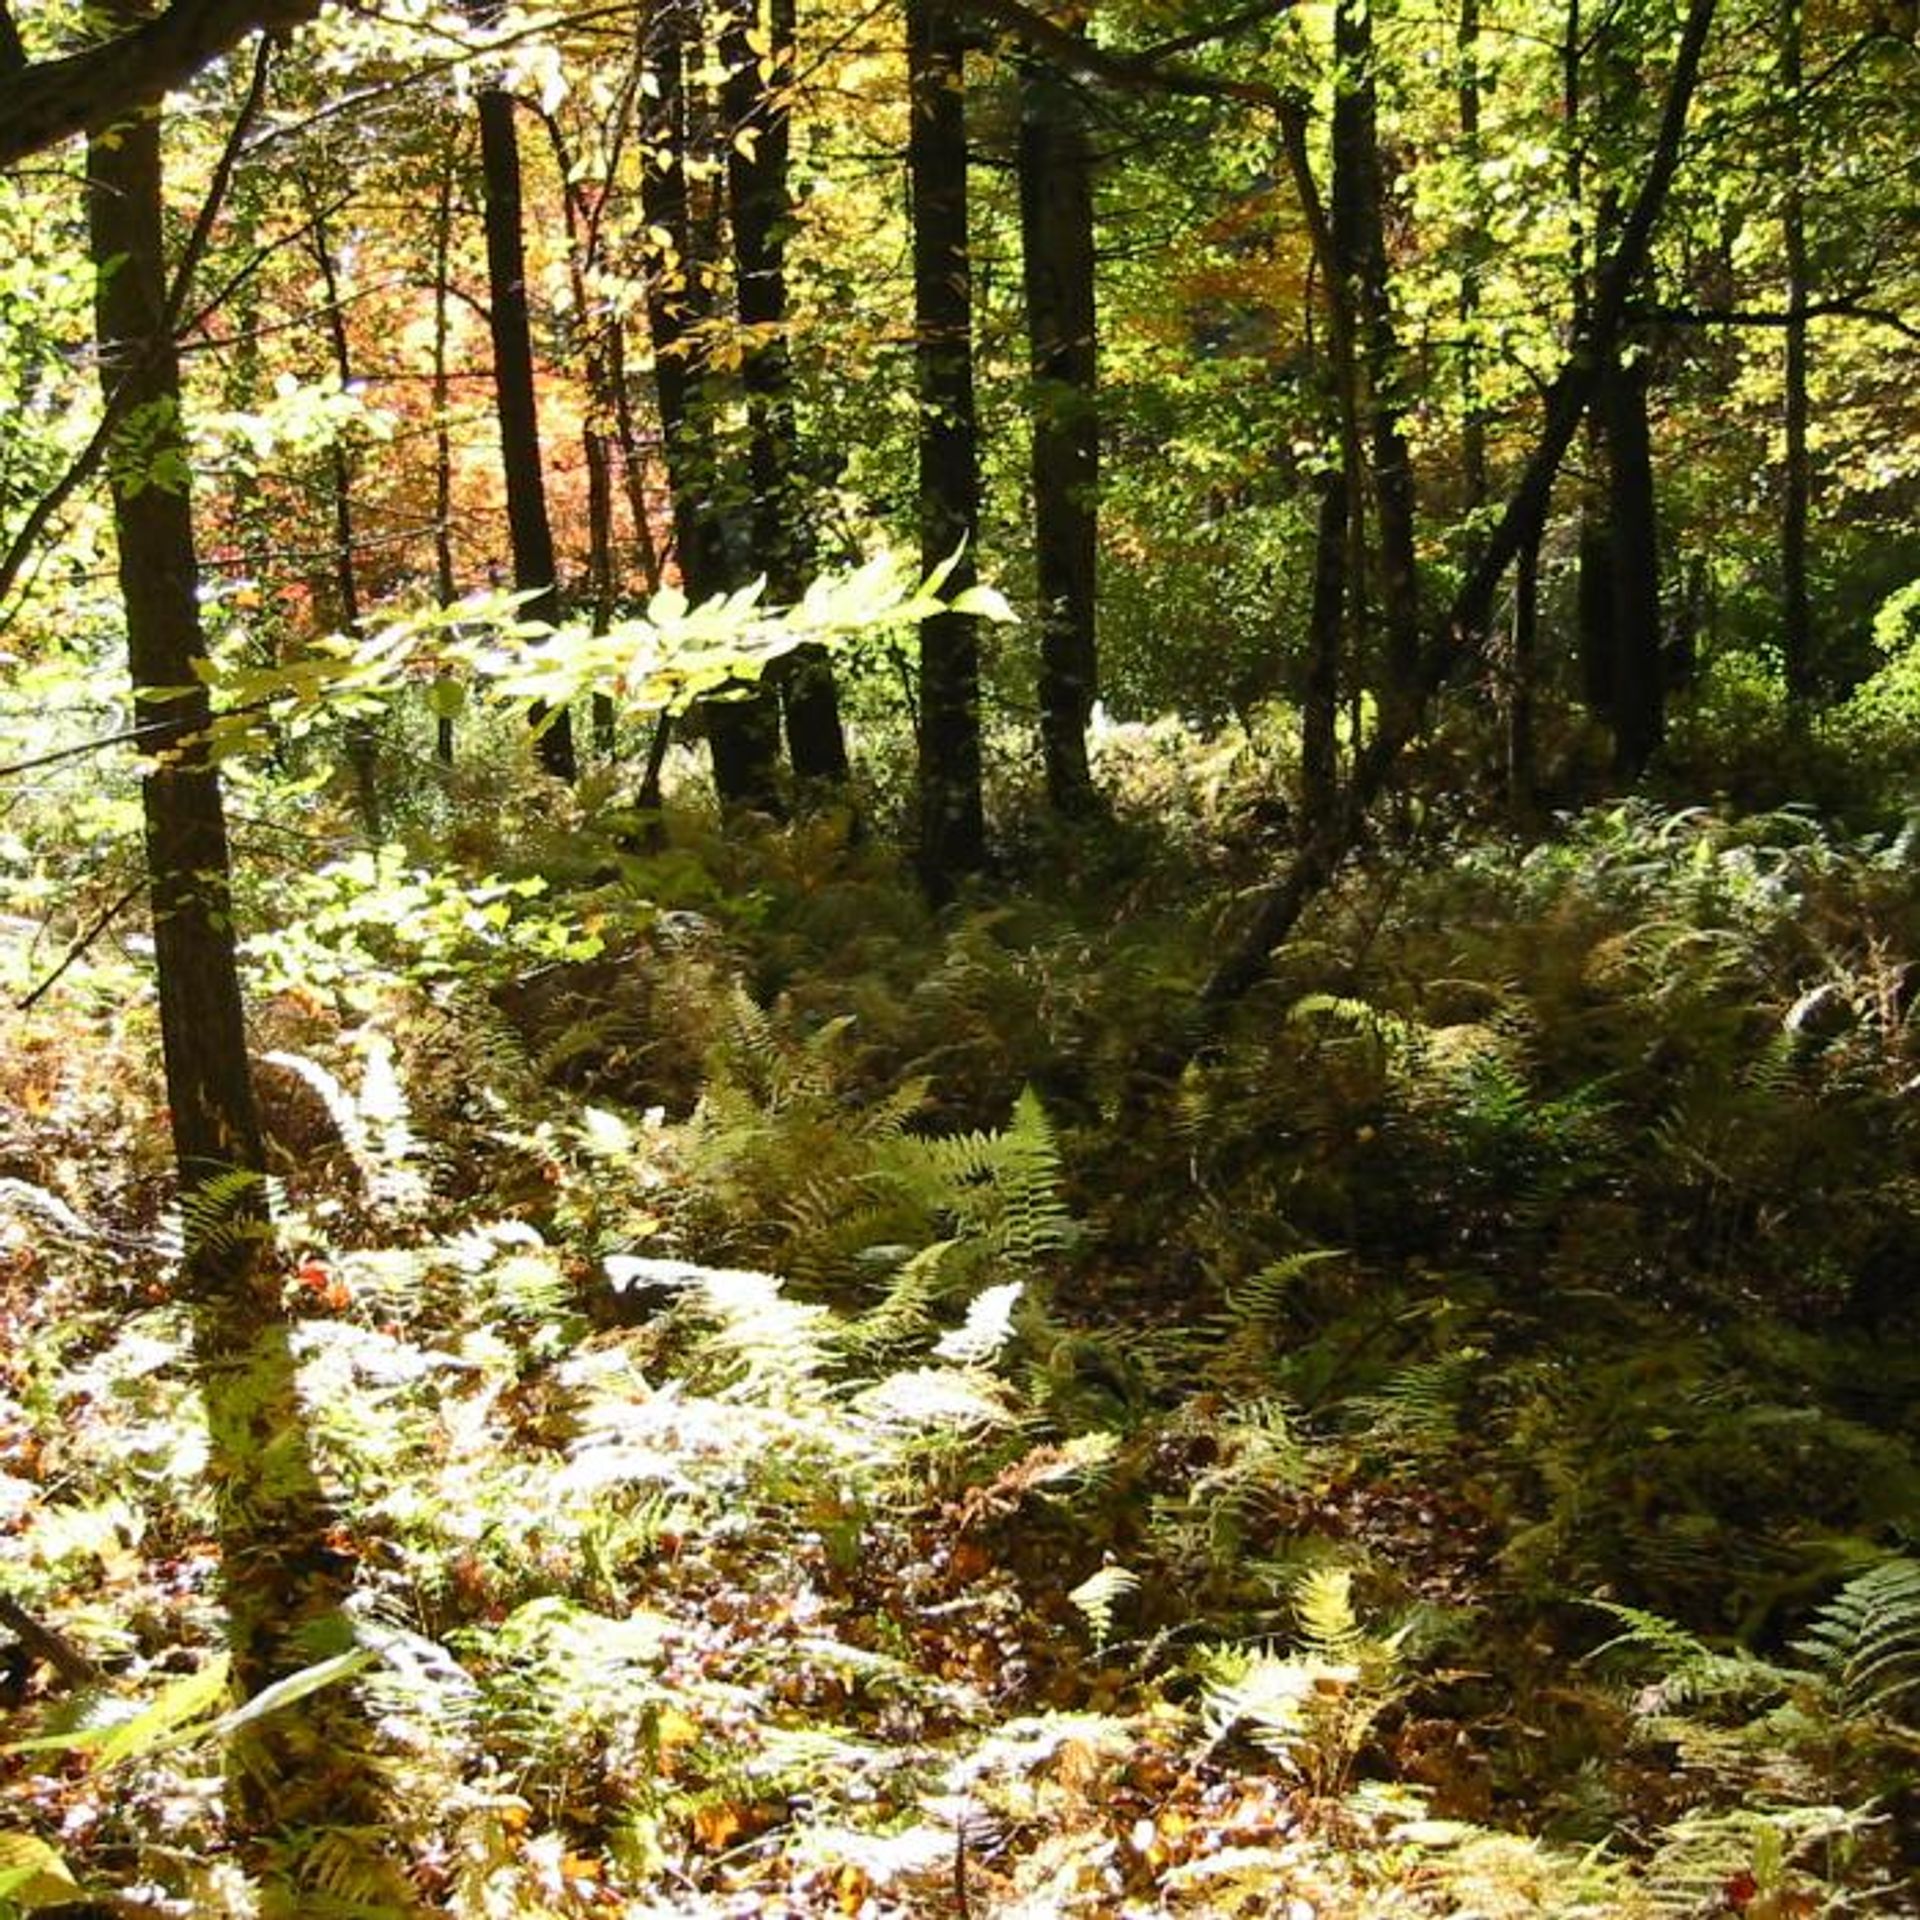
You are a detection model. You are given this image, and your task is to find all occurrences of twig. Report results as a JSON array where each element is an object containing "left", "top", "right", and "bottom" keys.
[
  {"left": 15, "top": 879, "right": 144, "bottom": 1010},
  {"left": 0, "top": 1594, "right": 103, "bottom": 1688}
]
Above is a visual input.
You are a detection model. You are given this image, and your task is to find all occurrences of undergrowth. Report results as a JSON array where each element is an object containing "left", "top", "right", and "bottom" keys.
[{"left": 2, "top": 786, "right": 1917, "bottom": 1915}]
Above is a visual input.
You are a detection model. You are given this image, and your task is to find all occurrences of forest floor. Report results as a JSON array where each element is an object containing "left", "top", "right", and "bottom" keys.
[{"left": 1, "top": 790, "right": 1917, "bottom": 1917}]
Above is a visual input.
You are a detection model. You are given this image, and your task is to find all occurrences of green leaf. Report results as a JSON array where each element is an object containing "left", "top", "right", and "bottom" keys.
[
  {"left": 212, "top": 1647, "right": 376, "bottom": 1739},
  {"left": 91, "top": 1651, "right": 230, "bottom": 1769},
  {"left": 0, "top": 1832, "right": 84, "bottom": 1909},
  {"left": 948, "top": 583, "right": 1018, "bottom": 624}
]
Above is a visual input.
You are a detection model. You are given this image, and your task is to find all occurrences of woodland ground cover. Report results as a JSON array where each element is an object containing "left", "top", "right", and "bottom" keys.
[
  {"left": 2, "top": 0, "right": 1919, "bottom": 1907},
  {"left": 1, "top": 725, "right": 1918, "bottom": 1915}
]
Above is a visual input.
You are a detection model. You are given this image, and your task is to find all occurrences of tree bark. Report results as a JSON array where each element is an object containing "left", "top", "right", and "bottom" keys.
[
  {"left": 724, "top": 0, "right": 850, "bottom": 787},
  {"left": 474, "top": 63, "right": 577, "bottom": 781},
  {"left": 1604, "top": 346, "right": 1664, "bottom": 776},
  {"left": 909, "top": 0, "right": 987, "bottom": 892},
  {"left": 1019, "top": 55, "right": 1099, "bottom": 816},
  {"left": 1332, "top": 0, "right": 1419, "bottom": 722},
  {"left": 0, "top": 0, "right": 318, "bottom": 171},
  {"left": 308, "top": 193, "right": 382, "bottom": 832},
  {"left": 641, "top": 0, "right": 784, "bottom": 811},
  {"left": 1300, "top": 465, "right": 1347, "bottom": 836},
  {"left": 1781, "top": 0, "right": 1814, "bottom": 711},
  {"left": 1507, "top": 511, "right": 1539, "bottom": 818},
  {"left": 88, "top": 63, "right": 357, "bottom": 1812},
  {"left": 431, "top": 151, "right": 460, "bottom": 767},
  {"left": 1456, "top": 0, "right": 1488, "bottom": 518}
]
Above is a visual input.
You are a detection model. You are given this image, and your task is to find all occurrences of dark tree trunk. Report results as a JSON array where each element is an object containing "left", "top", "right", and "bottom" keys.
[
  {"left": 1456, "top": 0, "right": 1488, "bottom": 518},
  {"left": 1019, "top": 56, "right": 1098, "bottom": 816},
  {"left": 475, "top": 69, "right": 577, "bottom": 781},
  {"left": 642, "top": 0, "right": 784, "bottom": 811},
  {"left": 1604, "top": 346, "right": 1664, "bottom": 776},
  {"left": 431, "top": 154, "right": 459, "bottom": 766},
  {"left": 724, "top": 0, "right": 850, "bottom": 787},
  {"left": 1300, "top": 466, "right": 1347, "bottom": 836},
  {"left": 89, "top": 98, "right": 265, "bottom": 1277},
  {"left": 543, "top": 108, "right": 624, "bottom": 759},
  {"left": 1332, "top": 0, "right": 1419, "bottom": 722},
  {"left": 88, "top": 76, "right": 357, "bottom": 1807},
  {"left": 909, "top": 0, "right": 986, "bottom": 892},
  {"left": 1781, "top": 0, "right": 1814, "bottom": 711},
  {"left": 1508, "top": 511, "right": 1540, "bottom": 818},
  {"left": 1576, "top": 408, "right": 1616, "bottom": 722},
  {"left": 308, "top": 195, "right": 381, "bottom": 834}
]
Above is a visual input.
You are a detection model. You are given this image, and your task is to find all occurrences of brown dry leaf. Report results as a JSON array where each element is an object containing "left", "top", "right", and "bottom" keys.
[{"left": 691, "top": 1802, "right": 746, "bottom": 1851}]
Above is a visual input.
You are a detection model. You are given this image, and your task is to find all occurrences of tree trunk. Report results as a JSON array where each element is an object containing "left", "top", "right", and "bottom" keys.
[
  {"left": 1180, "top": 0, "right": 1718, "bottom": 1037},
  {"left": 1019, "top": 55, "right": 1099, "bottom": 816},
  {"left": 88, "top": 71, "right": 356, "bottom": 1810},
  {"left": 1332, "top": 0, "right": 1419, "bottom": 723},
  {"left": 1604, "top": 346, "right": 1664, "bottom": 776},
  {"left": 1781, "top": 0, "right": 1814, "bottom": 712},
  {"left": 642, "top": 0, "right": 784, "bottom": 811},
  {"left": 430, "top": 153, "right": 460, "bottom": 767},
  {"left": 909, "top": 0, "right": 986, "bottom": 892},
  {"left": 1456, "top": 0, "right": 1488, "bottom": 518},
  {"left": 474, "top": 65, "right": 577, "bottom": 781},
  {"left": 724, "top": 0, "right": 850, "bottom": 787},
  {"left": 1300, "top": 466, "right": 1347, "bottom": 836},
  {"left": 308, "top": 193, "right": 381, "bottom": 834},
  {"left": 1507, "top": 510, "right": 1540, "bottom": 818}
]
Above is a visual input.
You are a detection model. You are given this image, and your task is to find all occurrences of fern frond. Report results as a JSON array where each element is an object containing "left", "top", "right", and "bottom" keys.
[
  {"left": 1793, "top": 1557, "right": 1920, "bottom": 1723},
  {"left": 1069, "top": 1563, "right": 1140, "bottom": 1648}
]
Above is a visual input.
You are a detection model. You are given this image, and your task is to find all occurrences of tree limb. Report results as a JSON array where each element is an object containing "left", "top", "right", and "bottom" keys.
[{"left": 0, "top": 0, "right": 310, "bottom": 172}]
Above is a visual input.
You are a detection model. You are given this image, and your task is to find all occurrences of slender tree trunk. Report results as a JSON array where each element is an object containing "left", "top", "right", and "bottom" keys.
[
  {"left": 431, "top": 154, "right": 460, "bottom": 767},
  {"left": 543, "top": 110, "right": 624, "bottom": 760},
  {"left": 1178, "top": 0, "right": 1718, "bottom": 1036},
  {"left": 474, "top": 51, "right": 577, "bottom": 781},
  {"left": 1605, "top": 346, "right": 1664, "bottom": 775},
  {"left": 1507, "top": 511, "right": 1540, "bottom": 817},
  {"left": 88, "top": 68, "right": 357, "bottom": 1815},
  {"left": 1781, "top": 0, "right": 1814, "bottom": 713},
  {"left": 1576, "top": 406, "right": 1616, "bottom": 723},
  {"left": 1566, "top": 0, "right": 1616, "bottom": 733},
  {"left": 1300, "top": 466, "right": 1347, "bottom": 836},
  {"left": 724, "top": 0, "right": 850, "bottom": 786},
  {"left": 1333, "top": 0, "right": 1419, "bottom": 723},
  {"left": 642, "top": 0, "right": 784, "bottom": 811},
  {"left": 1456, "top": 0, "right": 1488, "bottom": 519},
  {"left": 909, "top": 0, "right": 986, "bottom": 891},
  {"left": 308, "top": 195, "right": 381, "bottom": 834},
  {"left": 1019, "top": 56, "right": 1098, "bottom": 815}
]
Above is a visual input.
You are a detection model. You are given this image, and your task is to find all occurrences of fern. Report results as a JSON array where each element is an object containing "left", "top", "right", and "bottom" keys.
[
  {"left": 1793, "top": 1557, "right": 1920, "bottom": 1723},
  {"left": 261, "top": 1030, "right": 431, "bottom": 1218},
  {"left": 1068, "top": 1563, "right": 1139, "bottom": 1649}
]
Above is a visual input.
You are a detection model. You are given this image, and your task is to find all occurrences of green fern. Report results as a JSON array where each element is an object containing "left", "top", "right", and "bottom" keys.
[{"left": 1793, "top": 1556, "right": 1920, "bottom": 1723}]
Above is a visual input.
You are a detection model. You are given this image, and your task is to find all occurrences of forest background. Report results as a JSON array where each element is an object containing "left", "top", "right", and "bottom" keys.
[{"left": 0, "top": 0, "right": 1918, "bottom": 1910}]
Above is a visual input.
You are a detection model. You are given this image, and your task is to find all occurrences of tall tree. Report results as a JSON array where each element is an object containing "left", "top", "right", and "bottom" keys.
[
  {"left": 1780, "top": 0, "right": 1814, "bottom": 712},
  {"left": 85, "top": 38, "right": 359, "bottom": 1815},
  {"left": 1018, "top": 55, "right": 1099, "bottom": 815},
  {"left": 471, "top": 8, "right": 577, "bottom": 782},
  {"left": 1331, "top": 0, "right": 1419, "bottom": 723},
  {"left": 723, "top": 0, "right": 850, "bottom": 788},
  {"left": 641, "top": 0, "right": 785, "bottom": 811},
  {"left": 306, "top": 186, "right": 382, "bottom": 831},
  {"left": 909, "top": 0, "right": 987, "bottom": 891}
]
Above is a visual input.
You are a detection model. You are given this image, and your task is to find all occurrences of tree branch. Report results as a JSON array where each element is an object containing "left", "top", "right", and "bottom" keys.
[{"left": 0, "top": 0, "right": 310, "bottom": 171}]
